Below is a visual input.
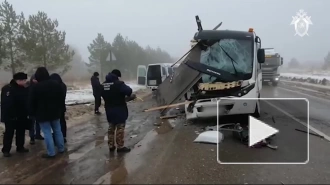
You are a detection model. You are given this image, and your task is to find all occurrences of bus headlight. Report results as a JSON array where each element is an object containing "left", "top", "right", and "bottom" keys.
[{"left": 275, "top": 77, "right": 279, "bottom": 81}]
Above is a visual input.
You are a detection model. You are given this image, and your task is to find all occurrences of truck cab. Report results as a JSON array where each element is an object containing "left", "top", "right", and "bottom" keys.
[{"left": 261, "top": 48, "right": 283, "bottom": 86}]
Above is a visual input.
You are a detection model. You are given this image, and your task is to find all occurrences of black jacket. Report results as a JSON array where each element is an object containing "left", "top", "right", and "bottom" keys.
[
  {"left": 1, "top": 80, "right": 29, "bottom": 122},
  {"left": 29, "top": 72, "right": 65, "bottom": 122},
  {"left": 91, "top": 76, "right": 102, "bottom": 96},
  {"left": 101, "top": 73, "right": 133, "bottom": 124},
  {"left": 50, "top": 73, "right": 67, "bottom": 112}
]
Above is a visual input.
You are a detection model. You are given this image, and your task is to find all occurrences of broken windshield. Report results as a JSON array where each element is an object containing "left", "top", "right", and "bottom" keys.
[{"left": 200, "top": 39, "right": 253, "bottom": 83}]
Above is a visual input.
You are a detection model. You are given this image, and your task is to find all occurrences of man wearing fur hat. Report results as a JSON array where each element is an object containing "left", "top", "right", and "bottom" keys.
[{"left": 1, "top": 72, "right": 30, "bottom": 157}]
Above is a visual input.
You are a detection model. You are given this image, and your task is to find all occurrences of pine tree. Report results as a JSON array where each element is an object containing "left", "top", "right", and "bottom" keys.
[
  {"left": 21, "top": 11, "right": 74, "bottom": 74},
  {"left": 323, "top": 51, "right": 330, "bottom": 69},
  {"left": 87, "top": 33, "right": 112, "bottom": 80},
  {"left": 0, "top": 0, "right": 25, "bottom": 74},
  {"left": 288, "top": 58, "right": 300, "bottom": 69}
]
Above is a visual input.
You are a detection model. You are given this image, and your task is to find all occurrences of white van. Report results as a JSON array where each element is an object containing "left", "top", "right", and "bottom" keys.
[{"left": 136, "top": 63, "right": 179, "bottom": 91}]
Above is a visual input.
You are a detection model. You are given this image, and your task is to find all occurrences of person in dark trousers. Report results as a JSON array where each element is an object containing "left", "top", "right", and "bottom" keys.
[
  {"left": 50, "top": 73, "right": 67, "bottom": 143},
  {"left": 91, "top": 72, "right": 102, "bottom": 115},
  {"left": 101, "top": 70, "right": 136, "bottom": 153},
  {"left": 28, "top": 74, "right": 44, "bottom": 145},
  {"left": 1, "top": 72, "right": 30, "bottom": 157},
  {"left": 29, "top": 67, "right": 65, "bottom": 158}
]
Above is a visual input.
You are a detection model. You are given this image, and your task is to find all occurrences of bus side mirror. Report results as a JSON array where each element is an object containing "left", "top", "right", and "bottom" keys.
[
  {"left": 281, "top": 57, "right": 283, "bottom": 65},
  {"left": 257, "top": 49, "right": 265, "bottom": 63}
]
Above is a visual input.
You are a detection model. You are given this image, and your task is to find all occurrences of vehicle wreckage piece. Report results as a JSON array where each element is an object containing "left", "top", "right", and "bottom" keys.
[
  {"left": 198, "top": 81, "right": 242, "bottom": 91},
  {"left": 155, "top": 16, "right": 223, "bottom": 111},
  {"left": 155, "top": 45, "right": 202, "bottom": 107},
  {"left": 194, "top": 130, "right": 224, "bottom": 144},
  {"left": 219, "top": 123, "right": 278, "bottom": 149}
]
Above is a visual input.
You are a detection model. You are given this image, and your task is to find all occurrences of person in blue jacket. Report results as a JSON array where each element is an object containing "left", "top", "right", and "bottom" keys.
[{"left": 101, "top": 70, "right": 136, "bottom": 153}]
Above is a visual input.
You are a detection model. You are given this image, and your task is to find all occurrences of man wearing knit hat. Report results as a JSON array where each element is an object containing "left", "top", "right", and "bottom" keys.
[
  {"left": 101, "top": 69, "right": 136, "bottom": 153},
  {"left": 1, "top": 72, "right": 30, "bottom": 157}
]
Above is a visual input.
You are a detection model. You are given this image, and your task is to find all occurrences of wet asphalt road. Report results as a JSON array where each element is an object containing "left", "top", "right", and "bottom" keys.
[{"left": 1, "top": 83, "right": 330, "bottom": 184}]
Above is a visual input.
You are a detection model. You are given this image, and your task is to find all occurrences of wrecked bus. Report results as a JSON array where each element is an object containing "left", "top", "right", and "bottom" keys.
[
  {"left": 184, "top": 28, "right": 265, "bottom": 120},
  {"left": 155, "top": 16, "right": 266, "bottom": 120}
]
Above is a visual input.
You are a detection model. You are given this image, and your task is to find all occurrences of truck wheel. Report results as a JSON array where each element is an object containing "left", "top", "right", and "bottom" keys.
[{"left": 272, "top": 81, "right": 278, "bottom": 86}]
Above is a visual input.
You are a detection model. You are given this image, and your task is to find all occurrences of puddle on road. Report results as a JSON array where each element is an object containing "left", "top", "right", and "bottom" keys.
[
  {"left": 68, "top": 137, "right": 104, "bottom": 161},
  {"left": 69, "top": 153, "right": 85, "bottom": 160},
  {"left": 93, "top": 119, "right": 179, "bottom": 184}
]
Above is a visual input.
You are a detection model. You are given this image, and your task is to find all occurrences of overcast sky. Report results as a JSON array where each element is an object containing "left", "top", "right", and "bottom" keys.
[{"left": 7, "top": 0, "right": 330, "bottom": 64}]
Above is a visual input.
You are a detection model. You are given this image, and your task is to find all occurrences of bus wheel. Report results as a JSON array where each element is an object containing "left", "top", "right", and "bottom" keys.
[{"left": 252, "top": 101, "right": 260, "bottom": 118}]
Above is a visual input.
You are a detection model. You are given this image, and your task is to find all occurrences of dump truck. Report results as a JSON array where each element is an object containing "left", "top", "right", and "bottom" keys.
[
  {"left": 261, "top": 48, "right": 283, "bottom": 86},
  {"left": 155, "top": 16, "right": 266, "bottom": 120}
]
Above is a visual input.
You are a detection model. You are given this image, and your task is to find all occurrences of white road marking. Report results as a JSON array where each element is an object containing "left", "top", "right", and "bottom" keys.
[
  {"left": 278, "top": 86, "right": 330, "bottom": 104},
  {"left": 265, "top": 100, "right": 330, "bottom": 142}
]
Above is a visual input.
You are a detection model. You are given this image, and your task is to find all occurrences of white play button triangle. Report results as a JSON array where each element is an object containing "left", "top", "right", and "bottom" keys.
[{"left": 249, "top": 116, "right": 279, "bottom": 147}]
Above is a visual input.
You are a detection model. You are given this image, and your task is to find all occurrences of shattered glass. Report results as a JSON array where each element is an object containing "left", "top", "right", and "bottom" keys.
[{"left": 200, "top": 39, "right": 253, "bottom": 83}]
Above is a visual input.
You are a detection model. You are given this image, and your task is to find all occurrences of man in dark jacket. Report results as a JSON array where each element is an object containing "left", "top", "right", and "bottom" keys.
[
  {"left": 29, "top": 67, "right": 65, "bottom": 158},
  {"left": 50, "top": 73, "right": 67, "bottom": 143},
  {"left": 1, "top": 72, "right": 30, "bottom": 157},
  {"left": 91, "top": 72, "right": 102, "bottom": 115},
  {"left": 101, "top": 70, "right": 136, "bottom": 153},
  {"left": 28, "top": 74, "right": 44, "bottom": 145}
]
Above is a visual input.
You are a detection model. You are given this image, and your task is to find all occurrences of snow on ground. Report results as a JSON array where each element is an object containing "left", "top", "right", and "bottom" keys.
[
  {"left": 281, "top": 73, "right": 330, "bottom": 81},
  {"left": 66, "top": 83, "right": 145, "bottom": 105}
]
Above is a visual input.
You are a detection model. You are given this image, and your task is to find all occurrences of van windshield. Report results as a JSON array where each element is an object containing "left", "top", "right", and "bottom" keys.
[{"left": 200, "top": 38, "right": 254, "bottom": 83}]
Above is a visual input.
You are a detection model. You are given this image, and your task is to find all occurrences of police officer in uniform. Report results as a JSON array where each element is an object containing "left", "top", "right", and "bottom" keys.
[
  {"left": 1, "top": 72, "right": 30, "bottom": 157},
  {"left": 101, "top": 70, "right": 136, "bottom": 153}
]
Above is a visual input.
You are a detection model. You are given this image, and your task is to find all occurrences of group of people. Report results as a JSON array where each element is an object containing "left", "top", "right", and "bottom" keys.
[
  {"left": 0, "top": 67, "right": 136, "bottom": 158},
  {"left": 91, "top": 69, "right": 136, "bottom": 153},
  {"left": 1, "top": 67, "right": 67, "bottom": 158}
]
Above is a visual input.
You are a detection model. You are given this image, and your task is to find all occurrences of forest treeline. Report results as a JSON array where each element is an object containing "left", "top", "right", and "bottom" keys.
[{"left": 0, "top": 0, "right": 174, "bottom": 80}]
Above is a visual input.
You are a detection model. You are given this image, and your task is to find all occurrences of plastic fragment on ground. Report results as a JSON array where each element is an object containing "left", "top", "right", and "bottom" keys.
[{"left": 193, "top": 131, "right": 223, "bottom": 144}]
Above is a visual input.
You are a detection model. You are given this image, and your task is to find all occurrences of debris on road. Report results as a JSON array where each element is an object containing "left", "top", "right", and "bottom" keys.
[
  {"left": 272, "top": 116, "right": 276, "bottom": 123},
  {"left": 266, "top": 144, "right": 278, "bottom": 150},
  {"left": 130, "top": 135, "right": 138, "bottom": 138},
  {"left": 205, "top": 126, "right": 217, "bottom": 131},
  {"left": 249, "top": 139, "right": 278, "bottom": 150},
  {"left": 194, "top": 131, "right": 224, "bottom": 144},
  {"left": 143, "top": 101, "right": 193, "bottom": 112},
  {"left": 160, "top": 114, "right": 185, "bottom": 120},
  {"left": 295, "top": 128, "right": 324, "bottom": 138},
  {"left": 153, "top": 122, "right": 162, "bottom": 126}
]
